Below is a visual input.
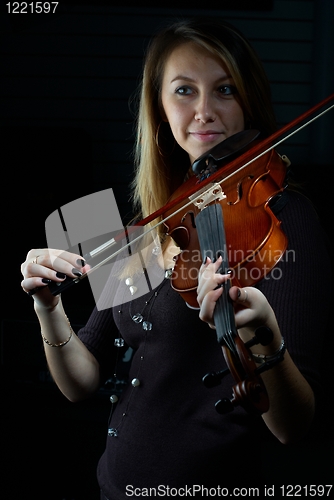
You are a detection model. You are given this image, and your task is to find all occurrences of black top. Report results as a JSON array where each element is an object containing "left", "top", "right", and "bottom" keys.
[{"left": 77, "top": 191, "right": 331, "bottom": 499}]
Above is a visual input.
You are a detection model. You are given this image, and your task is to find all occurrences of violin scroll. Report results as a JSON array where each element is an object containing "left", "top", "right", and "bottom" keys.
[
  {"left": 203, "top": 328, "right": 274, "bottom": 415},
  {"left": 203, "top": 321, "right": 286, "bottom": 415}
]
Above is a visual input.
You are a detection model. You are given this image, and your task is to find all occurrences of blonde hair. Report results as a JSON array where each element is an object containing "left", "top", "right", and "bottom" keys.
[{"left": 131, "top": 18, "right": 277, "bottom": 235}]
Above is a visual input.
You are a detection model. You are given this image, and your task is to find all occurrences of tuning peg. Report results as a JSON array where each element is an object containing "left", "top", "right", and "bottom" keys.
[
  {"left": 215, "top": 398, "right": 234, "bottom": 414},
  {"left": 202, "top": 368, "right": 230, "bottom": 388},
  {"left": 245, "top": 326, "right": 273, "bottom": 349}
]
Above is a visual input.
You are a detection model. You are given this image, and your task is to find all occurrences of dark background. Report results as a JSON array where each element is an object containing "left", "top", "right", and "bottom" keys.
[{"left": 1, "top": 0, "right": 333, "bottom": 498}]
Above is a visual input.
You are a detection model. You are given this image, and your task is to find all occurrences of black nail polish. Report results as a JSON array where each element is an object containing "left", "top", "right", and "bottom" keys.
[
  {"left": 203, "top": 256, "right": 208, "bottom": 265},
  {"left": 76, "top": 258, "right": 86, "bottom": 267},
  {"left": 72, "top": 268, "right": 82, "bottom": 277},
  {"left": 56, "top": 272, "right": 66, "bottom": 279},
  {"left": 42, "top": 278, "right": 51, "bottom": 284},
  {"left": 237, "top": 289, "right": 241, "bottom": 298}
]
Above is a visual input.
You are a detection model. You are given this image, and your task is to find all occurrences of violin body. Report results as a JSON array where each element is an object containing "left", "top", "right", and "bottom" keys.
[{"left": 164, "top": 146, "right": 289, "bottom": 308}]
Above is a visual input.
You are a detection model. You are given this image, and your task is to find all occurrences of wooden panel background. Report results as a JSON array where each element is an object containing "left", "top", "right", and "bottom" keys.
[{"left": 1, "top": 0, "right": 333, "bottom": 224}]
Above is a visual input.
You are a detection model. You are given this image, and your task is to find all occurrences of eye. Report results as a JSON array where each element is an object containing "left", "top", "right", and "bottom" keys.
[
  {"left": 218, "top": 84, "right": 237, "bottom": 96},
  {"left": 175, "top": 86, "right": 192, "bottom": 95}
]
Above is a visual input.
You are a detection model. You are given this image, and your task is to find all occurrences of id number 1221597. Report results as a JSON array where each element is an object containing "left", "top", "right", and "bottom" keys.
[{"left": 280, "top": 485, "right": 332, "bottom": 496}]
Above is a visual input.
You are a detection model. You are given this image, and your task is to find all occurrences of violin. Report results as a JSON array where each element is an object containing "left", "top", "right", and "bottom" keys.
[
  {"left": 162, "top": 128, "right": 289, "bottom": 414},
  {"left": 28, "top": 94, "right": 334, "bottom": 414}
]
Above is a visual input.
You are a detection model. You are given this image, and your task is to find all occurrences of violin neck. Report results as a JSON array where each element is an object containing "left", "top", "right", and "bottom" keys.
[{"left": 195, "top": 204, "right": 238, "bottom": 353}]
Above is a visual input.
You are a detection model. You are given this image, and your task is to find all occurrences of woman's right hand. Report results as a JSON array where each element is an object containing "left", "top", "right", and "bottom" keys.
[{"left": 20, "top": 249, "right": 89, "bottom": 309}]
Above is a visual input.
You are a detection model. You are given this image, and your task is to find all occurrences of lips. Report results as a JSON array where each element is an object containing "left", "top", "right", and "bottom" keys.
[{"left": 190, "top": 130, "right": 224, "bottom": 143}]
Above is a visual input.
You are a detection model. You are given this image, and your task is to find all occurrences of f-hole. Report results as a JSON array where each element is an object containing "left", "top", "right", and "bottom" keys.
[
  {"left": 181, "top": 211, "right": 196, "bottom": 228},
  {"left": 227, "top": 175, "right": 254, "bottom": 206}
]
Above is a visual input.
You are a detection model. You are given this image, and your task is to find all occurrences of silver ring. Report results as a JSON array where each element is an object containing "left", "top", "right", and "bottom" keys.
[{"left": 32, "top": 255, "right": 39, "bottom": 265}]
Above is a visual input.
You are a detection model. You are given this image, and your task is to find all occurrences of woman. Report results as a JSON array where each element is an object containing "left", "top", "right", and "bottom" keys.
[{"left": 20, "top": 19, "right": 331, "bottom": 498}]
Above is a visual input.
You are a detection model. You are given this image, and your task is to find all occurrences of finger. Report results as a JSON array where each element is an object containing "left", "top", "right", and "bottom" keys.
[
  {"left": 42, "top": 249, "right": 87, "bottom": 271},
  {"left": 197, "top": 272, "right": 228, "bottom": 305},
  {"left": 198, "top": 256, "right": 224, "bottom": 287},
  {"left": 198, "top": 287, "right": 223, "bottom": 324},
  {"left": 198, "top": 256, "right": 213, "bottom": 277},
  {"left": 238, "top": 287, "right": 249, "bottom": 303},
  {"left": 25, "top": 249, "right": 87, "bottom": 278},
  {"left": 21, "top": 277, "right": 51, "bottom": 295},
  {"left": 229, "top": 286, "right": 249, "bottom": 304},
  {"left": 199, "top": 254, "right": 223, "bottom": 275}
]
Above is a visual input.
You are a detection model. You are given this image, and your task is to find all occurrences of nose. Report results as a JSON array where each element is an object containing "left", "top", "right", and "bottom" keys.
[{"left": 194, "top": 94, "right": 216, "bottom": 123}]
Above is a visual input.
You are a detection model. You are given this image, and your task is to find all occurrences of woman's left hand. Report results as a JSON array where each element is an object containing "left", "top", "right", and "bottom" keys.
[
  {"left": 197, "top": 256, "right": 316, "bottom": 444},
  {"left": 197, "top": 256, "right": 276, "bottom": 332}
]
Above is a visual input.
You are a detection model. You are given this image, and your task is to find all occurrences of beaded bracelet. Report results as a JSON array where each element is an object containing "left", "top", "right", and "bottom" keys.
[
  {"left": 41, "top": 315, "right": 73, "bottom": 347},
  {"left": 252, "top": 337, "right": 286, "bottom": 364}
]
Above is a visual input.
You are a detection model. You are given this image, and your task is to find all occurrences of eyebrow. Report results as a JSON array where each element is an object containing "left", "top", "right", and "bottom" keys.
[{"left": 170, "top": 74, "right": 233, "bottom": 84}]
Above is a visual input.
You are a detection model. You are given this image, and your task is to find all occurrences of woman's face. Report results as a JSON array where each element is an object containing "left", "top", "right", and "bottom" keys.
[{"left": 161, "top": 42, "right": 245, "bottom": 164}]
